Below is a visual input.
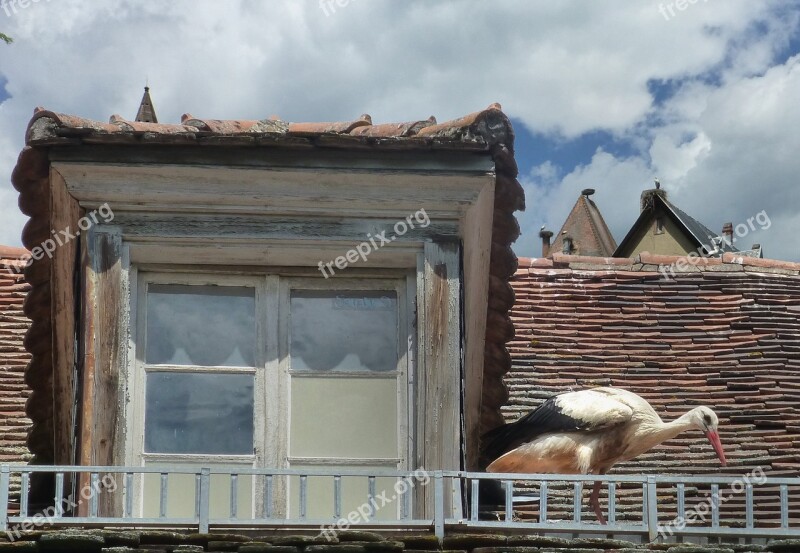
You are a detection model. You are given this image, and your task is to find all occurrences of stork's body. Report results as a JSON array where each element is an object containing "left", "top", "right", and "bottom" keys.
[{"left": 482, "top": 387, "right": 727, "bottom": 523}]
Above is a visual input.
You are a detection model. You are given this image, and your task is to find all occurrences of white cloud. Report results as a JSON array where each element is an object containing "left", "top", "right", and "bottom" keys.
[
  {"left": 519, "top": 151, "right": 653, "bottom": 257},
  {"left": 0, "top": 0, "right": 798, "bottom": 261}
]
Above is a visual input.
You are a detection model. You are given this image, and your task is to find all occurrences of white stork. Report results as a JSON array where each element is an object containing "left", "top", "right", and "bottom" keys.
[{"left": 481, "top": 387, "right": 727, "bottom": 523}]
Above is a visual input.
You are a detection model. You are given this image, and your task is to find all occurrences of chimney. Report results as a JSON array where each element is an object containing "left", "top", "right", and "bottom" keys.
[
  {"left": 722, "top": 222, "right": 733, "bottom": 245},
  {"left": 539, "top": 228, "right": 554, "bottom": 258}
]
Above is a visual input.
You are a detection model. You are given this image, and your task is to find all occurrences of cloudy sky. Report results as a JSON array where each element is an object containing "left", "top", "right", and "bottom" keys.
[{"left": 1, "top": 0, "right": 799, "bottom": 261}]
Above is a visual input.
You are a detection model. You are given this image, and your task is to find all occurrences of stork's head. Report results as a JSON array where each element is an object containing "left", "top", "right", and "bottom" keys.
[{"left": 689, "top": 406, "right": 727, "bottom": 466}]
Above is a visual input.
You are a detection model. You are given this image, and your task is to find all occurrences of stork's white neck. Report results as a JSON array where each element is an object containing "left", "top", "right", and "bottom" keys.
[{"left": 635, "top": 411, "right": 698, "bottom": 454}]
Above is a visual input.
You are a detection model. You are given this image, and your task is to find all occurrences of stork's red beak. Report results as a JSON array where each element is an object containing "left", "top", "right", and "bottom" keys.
[{"left": 705, "top": 430, "right": 727, "bottom": 466}]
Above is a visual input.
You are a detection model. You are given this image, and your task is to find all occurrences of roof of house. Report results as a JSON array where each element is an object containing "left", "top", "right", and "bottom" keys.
[
  {"left": 25, "top": 102, "right": 514, "bottom": 151},
  {"left": 0, "top": 246, "right": 32, "bottom": 464},
  {"left": 507, "top": 252, "right": 800, "bottom": 521},
  {"left": 552, "top": 192, "right": 617, "bottom": 257},
  {"left": 614, "top": 193, "right": 737, "bottom": 256},
  {"left": 13, "top": 104, "right": 524, "bottom": 464}
]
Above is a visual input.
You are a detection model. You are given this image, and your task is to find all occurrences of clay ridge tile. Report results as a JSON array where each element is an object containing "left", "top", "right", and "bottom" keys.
[
  {"left": 349, "top": 116, "right": 437, "bottom": 138},
  {"left": 416, "top": 103, "right": 511, "bottom": 143},
  {"left": 517, "top": 254, "right": 800, "bottom": 275},
  {"left": 24, "top": 105, "right": 513, "bottom": 151},
  {"left": 181, "top": 114, "right": 289, "bottom": 134},
  {"left": 109, "top": 115, "right": 199, "bottom": 134},
  {"left": 288, "top": 114, "right": 372, "bottom": 135},
  {"left": 26, "top": 109, "right": 120, "bottom": 143},
  {"left": 722, "top": 252, "right": 800, "bottom": 271}
]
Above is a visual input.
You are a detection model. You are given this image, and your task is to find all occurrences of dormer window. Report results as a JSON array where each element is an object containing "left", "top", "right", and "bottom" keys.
[
  {"left": 562, "top": 236, "right": 574, "bottom": 254},
  {"left": 13, "top": 104, "right": 522, "bottom": 522}
]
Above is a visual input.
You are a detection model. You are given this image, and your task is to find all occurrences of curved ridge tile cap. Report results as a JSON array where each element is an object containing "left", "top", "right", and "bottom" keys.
[
  {"left": 108, "top": 115, "right": 199, "bottom": 134},
  {"left": 26, "top": 108, "right": 120, "bottom": 143},
  {"left": 180, "top": 115, "right": 288, "bottom": 134},
  {"left": 416, "top": 102, "right": 513, "bottom": 148},
  {"left": 350, "top": 116, "right": 437, "bottom": 138},
  {"left": 288, "top": 114, "right": 372, "bottom": 135}
]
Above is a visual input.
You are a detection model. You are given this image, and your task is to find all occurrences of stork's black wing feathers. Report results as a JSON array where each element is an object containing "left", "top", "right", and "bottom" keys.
[{"left": 481, "top": 395, "right": 590, "bottom": 464}]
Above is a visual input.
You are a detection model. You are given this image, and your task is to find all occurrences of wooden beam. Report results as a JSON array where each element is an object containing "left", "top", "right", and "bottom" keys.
[
  {"left": 462, "top": 181, "right": 495, "bottom": 470},
  {"left": 416, "top": 241, "right": 461, "bottom": 516},
  {"left": 54, "top": 163, "right": 491, "bottom": 217},
  {"left": 49, "top": 169, "right": 81, "bottom": 466},
  {"left": 111, "top": 213, "right": 460, "bottom": 242},
  {"left": 127, "top": 241, "right": 421, "bottom": 270},
  {"left": 48, "top": 144, "right": 496, "bottom": 173},
  {"left": 79, "top": 227, "right": 127, "bottom": 515}
]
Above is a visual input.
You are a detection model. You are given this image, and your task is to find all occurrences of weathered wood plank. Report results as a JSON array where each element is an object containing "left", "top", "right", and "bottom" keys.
[
  {"left": 127, "top": 241, "right": 421, "bottom": 270},
  {"left": 49, "top": 169, "right": 81, "bottom": 467},
  {"left": 417, "top": 241, "right": 461, "bottom": 516},
  {"left": 79, "top": 227, "right": 126, "bottom": 516},
  {"left": 54, "top": 163, "right": 490, "bottom": 216},
  {"left": 48, "top": 145, "right": 495, "bottom": 173},
  {"left": 110, "top": 213, "right": 459, "bottom": 242},
  {"left": 462, "top": 181, "right": 494, "bottom": 470}
]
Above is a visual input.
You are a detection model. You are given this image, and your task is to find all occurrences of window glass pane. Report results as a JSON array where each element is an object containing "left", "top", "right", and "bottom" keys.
[
  {"left": 290, "top": 377, "right": 397, "bottom": 458},
  {"left": 146, "top": 285, "right": 255, "bottom": 367},
  {"left": 290, "top": 291, "right": 398, "bottom": 372},
  {"left": 145, "top": 372, "right": 254, "bottom": 454}
]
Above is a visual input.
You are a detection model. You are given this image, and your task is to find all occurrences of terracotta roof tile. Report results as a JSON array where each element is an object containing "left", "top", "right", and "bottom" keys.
[
  {"left": 551, "top": 193, "right": 617, "bottom": 257},
  {"left": 0, "top": 246, "right": 33, "bottom": 473},
  {"left": 180, "top": 114, "right": 288, "bottom": 134},
  {"left": 506, "top": 253, "right": 800, "bottom": 523},
  {"left": 288, "top": 114, "right": 372, "bottom": 135},
  {"left": 108, "top": 115, "right": 198, "bottom": 134},
  {"left": 349, "top": 116, "right": 436, "bottom": 137},
  {"left": 24, "top": 104, "right": 512, "bottom": 151}
]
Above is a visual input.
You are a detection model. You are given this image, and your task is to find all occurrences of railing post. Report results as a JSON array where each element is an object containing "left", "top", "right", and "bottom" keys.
[
  {"left": 0, "top": 465, "right": 9, "bottom": 532},
  {"left": 646, "top": 476, "right": 658, "bottom": 542},
  {"left": 433, "top": 471, "right": 444, "bottom": 542},
  {"left": 199, "top": 468, "right": 211, "bottom": 534}
]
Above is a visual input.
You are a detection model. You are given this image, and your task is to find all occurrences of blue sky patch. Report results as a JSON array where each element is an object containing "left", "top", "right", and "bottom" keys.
[
  {"left": 512, "top": 118, "right": 639, "bottom": 180},
  {"left": 0, "top": 75, "right": 8, "bottom": 103}
]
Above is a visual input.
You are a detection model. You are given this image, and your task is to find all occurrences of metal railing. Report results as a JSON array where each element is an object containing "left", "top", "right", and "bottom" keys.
[{"left": 1, "top": 465, "right": 799, "bottom": 542}]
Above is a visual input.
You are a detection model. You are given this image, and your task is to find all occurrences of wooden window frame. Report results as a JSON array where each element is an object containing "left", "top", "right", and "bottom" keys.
[{"left": 127, "top": 268, "right": 415, "bottom": 517}]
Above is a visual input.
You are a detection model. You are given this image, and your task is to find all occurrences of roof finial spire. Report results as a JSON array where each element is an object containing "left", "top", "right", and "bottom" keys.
[{"left": 135, "top": 84, "right": 158, "bottom": 123}]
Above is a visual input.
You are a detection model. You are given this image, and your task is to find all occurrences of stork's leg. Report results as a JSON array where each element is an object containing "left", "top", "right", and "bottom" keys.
[{"left": 590, "top": 480, "right": 607, "bottom": 524}]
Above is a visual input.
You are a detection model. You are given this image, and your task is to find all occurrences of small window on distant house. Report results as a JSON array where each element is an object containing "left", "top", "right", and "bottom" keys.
[
  {"left": 562, "top": 237, "right": 573, "bottom": 254},
  {"left": 655, "top": 217, "right": 665, "bottom": 234}
]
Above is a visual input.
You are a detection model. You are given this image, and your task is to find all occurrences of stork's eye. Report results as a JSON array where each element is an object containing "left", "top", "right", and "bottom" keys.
[{"left": 703, "top": 413, "right": 711, "bottom": 424}]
